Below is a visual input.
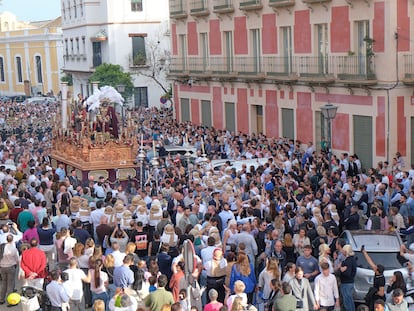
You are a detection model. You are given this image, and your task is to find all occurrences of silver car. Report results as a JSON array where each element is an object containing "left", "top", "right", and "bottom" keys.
[{"left": 340, "top": 230, "right": 414, "bottom": 302}]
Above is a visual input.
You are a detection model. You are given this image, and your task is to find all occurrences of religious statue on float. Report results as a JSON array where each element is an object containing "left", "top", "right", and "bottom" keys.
[{"left": 86, "top": 86, "right": 124, "bottom": 140}]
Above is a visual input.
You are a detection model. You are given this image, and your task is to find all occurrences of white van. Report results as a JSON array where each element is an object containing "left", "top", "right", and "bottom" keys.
[{"left": 211, "top": 158, "right": 270, "bottom": 172}]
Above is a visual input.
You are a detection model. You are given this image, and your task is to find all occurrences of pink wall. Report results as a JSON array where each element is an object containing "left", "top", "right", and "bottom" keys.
[
  {"left": 397, "top": 0, "right": 410, "bottom": 52},
  {"left": 191, "top": 99, "right": 200, "bottom": 125},
  {"left": 296, "top": 92, "right": 313, "bottom": 142},
  {"left": 179, "top": 85, "right": 211, "bottom": 93},
  {"left": 331, "top": 6, "right": 350, "bottom": 53},
  {"left": 332, "top": 113, "right": 350, "bottom": 151},
  {"left": 234, "top": 16, "right": 248, "bottom": 55},
  {"left": 316, "top": 93, "right": 373, "bottom": 106},
  {"left": 187, "top": 22, "right": 198, "bottom": 55},
  {"left": 265, "top": 90, "right": 278, "bottom": 138},
  {"left": 376, "top": 97, "right": 386, "bottom": 156},
  {"left": 373, "top": 2, "right": 385, "bottom": 53},
  {"left": 209, "top": 19, "right": 222, "bottom": 55},
  {"left": 171, "top": 23, "right": 177, "bottom": 55},
  {"left": 237, "top": 88, "right": 249, "bottom": 133},
  {"left": 397, "top": 96, "right": 407, "bottom": 155},
  {"left": 262, "top": 13, "right": 277, "bottom": 54},
  {"left": 294, "top": 11, "right": 311, "bottom": 53},
  {"left": 213, "top": 87, "right": 224, "bottom": 130}
]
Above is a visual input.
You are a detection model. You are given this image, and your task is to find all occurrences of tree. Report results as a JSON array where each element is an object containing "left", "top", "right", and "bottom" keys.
[
  {"left": 88, "top": 63, "right": 134, "bottom": 98},
  {"left": 131, "top": 31, "right": 173, "bottom": 107}
]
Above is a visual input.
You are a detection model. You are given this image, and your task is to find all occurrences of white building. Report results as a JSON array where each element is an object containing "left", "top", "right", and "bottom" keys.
[{"left": 61, "top": 0, "right": 170, "bottom": 108}]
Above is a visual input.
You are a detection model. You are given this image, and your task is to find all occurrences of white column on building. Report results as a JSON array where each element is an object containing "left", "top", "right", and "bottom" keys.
[
  {"left": 24, "top": 42, "right": 30, "bottom": 82},
  {"left": 44, "top": 39, "right": 52, "bottom": 94},
  {"left": 5, "top": 43, "right": 13, "bottom": 94},
  {"left": 92, "top": 81, "right": 99, "bottom": 92},
  {"left": 61, "top": 82, "right": 68, "bottom": 129}
]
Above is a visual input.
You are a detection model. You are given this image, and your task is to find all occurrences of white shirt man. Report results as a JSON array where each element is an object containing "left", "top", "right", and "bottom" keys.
[
  {"left": 314, "top": 262, "right": 340, "bottom": 310},
  {"left": 63, "top": 257, "right": 90, "bottom": 310}
]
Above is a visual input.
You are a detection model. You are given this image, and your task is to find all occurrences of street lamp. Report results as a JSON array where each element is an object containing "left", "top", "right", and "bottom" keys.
[
  {"left": 150, "top": 156, "right": 160, "bottom": 192},
  {"left": 137, "top": 149, "right": 146, "bottom": 190},
  {"left": 320, "top": 102, "right": 338, "bottom": 168},
  {"left": 117, "top": 84, "right": 126, "bottom": 126},
  {"left": 184, "top": 150, "right": 192, "bottom": 184}
]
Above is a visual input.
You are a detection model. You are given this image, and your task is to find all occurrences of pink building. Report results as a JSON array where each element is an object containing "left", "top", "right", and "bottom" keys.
[{"left": 168, "top": 0, "right": 414, "bottom": 169}]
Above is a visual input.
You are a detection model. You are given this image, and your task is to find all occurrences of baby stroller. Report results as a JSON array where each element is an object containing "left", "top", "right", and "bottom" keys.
[{"left": 21, "top": 286, "right": 51, "bottom": 311}]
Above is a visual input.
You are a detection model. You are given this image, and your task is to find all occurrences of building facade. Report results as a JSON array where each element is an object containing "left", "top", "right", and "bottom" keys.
[
  {"left": 168, "top": 0, "right": 414, "bottom": 168},
  {"left": 0, "top": 12, "right": 63, "bottom": 96},
  {"left": 61, "top": 0, "right": 170, "bottom": 109}
]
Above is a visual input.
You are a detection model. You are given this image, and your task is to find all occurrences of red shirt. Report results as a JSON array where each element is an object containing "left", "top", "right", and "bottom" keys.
[{"left": 20, "top": 247, "right": 47, "bottom": 279}]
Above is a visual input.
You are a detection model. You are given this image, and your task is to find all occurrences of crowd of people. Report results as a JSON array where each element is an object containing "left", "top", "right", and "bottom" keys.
[{"left": 0, "top": 100, "right": 412, "bottom": 311}]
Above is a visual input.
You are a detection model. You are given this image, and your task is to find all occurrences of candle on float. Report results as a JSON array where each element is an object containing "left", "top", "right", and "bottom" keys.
[
  {"left": 201, "top": 137, "right": 205, "bottom": 154},
  {"left": 140, "top": 134, "right": 143, "bottom": 149},
  {"left": 153, "top": 140, "right": 156, "bottom": 155},
  {"left": 185, "top": 133, "right": 188, "bottom": 145}
]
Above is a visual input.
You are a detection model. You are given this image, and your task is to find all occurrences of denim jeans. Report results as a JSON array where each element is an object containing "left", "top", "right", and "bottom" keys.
[
  {"left": 91, "top": 291, "right": 109, "bottom": 311},
  {"left": 340, "top": 282, "right": 355, "bottom": 311}
]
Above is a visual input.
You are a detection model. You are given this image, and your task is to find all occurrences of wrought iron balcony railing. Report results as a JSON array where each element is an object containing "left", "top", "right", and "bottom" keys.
[
  {"left": 169, "top": 54, "right": 377, "bottom": 82},
  {"left": 213, "top": 0, "right": 234, "bottom": 13},
  {"left": 170, "top": 0, "right": 188, "bottom": 19},
  {"left": 190, "top": 0, "right": 209, "bottom": 16}
]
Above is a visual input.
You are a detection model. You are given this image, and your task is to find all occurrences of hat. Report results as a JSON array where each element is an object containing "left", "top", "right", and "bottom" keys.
[
  {"left": 131, "top": 195, "right": 143, "bottom": 207},
  {"left": 115, "top": 203, "right": 125, "bottom": 213},
  {"left": 104, "top": 206, "right": 113, "bottom": 214},
  {"left": 123, "top": 210, "right": 132, "bottom": 220},
  {"left": 70, "top": 196, "right": 81, "bottom": 213},
  {"left": 164, "top": 224, "right": 175, "bottom": 234},
  {"left": 151, "top": 199, "right": 161, "bottom": 209}
]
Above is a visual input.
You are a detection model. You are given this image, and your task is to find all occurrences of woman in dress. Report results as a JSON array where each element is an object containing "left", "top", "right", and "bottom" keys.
[
  {"left": 89, "top": 258, "right": 109, "bottom": 310},
  {"left": 292, "top": 227, "right": 310, "bottom": 257},
  {"left": 258, "top": 257, "right": 280, "bottom": 309}
]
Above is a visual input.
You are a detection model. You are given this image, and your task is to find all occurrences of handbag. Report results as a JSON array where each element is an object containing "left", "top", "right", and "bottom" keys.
[{"left": 295, "top": 285, "right": 305, "bottom": 309}]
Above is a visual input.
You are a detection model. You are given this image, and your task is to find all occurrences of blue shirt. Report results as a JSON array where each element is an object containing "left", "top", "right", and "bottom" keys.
[{"left": 113, "top": 265, "right": 134, "bottom": 289}]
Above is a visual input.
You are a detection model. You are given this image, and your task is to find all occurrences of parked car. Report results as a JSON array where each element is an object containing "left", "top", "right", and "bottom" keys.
[
  {"left": 211, "top": 158, "right": 270, "bottom": 173},
  {"left": 11, "top": 95, "right": 31, "bottom": 103},
  {"left": 340, "top": 230, "right": 414, "bottom": 302},
  {"left": 163, "top": 145, "right": 198, "bottom": 159}
]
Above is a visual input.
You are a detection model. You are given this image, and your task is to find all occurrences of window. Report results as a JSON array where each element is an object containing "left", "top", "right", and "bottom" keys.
[
  {"left": 80, "top": 0, "right": 84, "bottom": 16},
  {"left": 81, "top": 37, "right": 86, "bottom": 56},
  {"left": 0, "top": 57, "right": 5, "bottom": 82},
  {"left": 131, "top": 0, "right": 143, "bottom": 12},
  {"left": 62, "top": 2, "right": 66, "bottom": 20},
  {"left": 68, "top": 0, "right": 71, "bottom": 19},
  {"left": 134, "top": 87, "right": 148, "bottom": 108},
  {"left": 92, "top": 42, "right": 102, "bottom": 67},
  {"left": 70, "top": 38, "right": 74, "bottom": 56},
  {"left": 76, "top": 38, "right": 80, "bottom": 55},
  {"left": 65, "top": 39, "right": 69, "bottom": 57},
  {"left": 15, "top": 56, "right": 22, "bottom": 83},
  {"left": 74, "top": 0, "right": 77, "bottom": 18},
  {"left": 132, "top": 36, "right": 146, "bottom": 66},
  {"left": 35, "top": 55, "right": 43, "bottom": 84}
]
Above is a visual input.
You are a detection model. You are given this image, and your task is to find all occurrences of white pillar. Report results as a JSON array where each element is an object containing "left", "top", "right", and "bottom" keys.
[
  {"left": 92, "top": 81, "right": 99, "bottom": 92},
  {"left": 61, "top": 82, "right": 68, "bottom": 129}
]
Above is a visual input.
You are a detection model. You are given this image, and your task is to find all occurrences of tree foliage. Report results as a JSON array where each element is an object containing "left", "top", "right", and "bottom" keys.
[{"left": 89, "top": 63, "right": 134, "bottom": 98}]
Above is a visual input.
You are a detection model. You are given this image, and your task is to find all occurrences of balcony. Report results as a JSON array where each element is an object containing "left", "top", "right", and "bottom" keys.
[
  {"left": 263, "top": 56, "right": 298, "bottom": 81},
  {"left": 239, "top": 0, "right": 263, "bottom": 11},
  {"left": 296, "top": 56, "right": 335, "bottom": 84},
  {"left": 213, "top": 0, "right": 234, "bottom": 13},
  {"left": 335, "top": 55, "right": 377, "bottom": 85},
  {"left": 129, "top": 54, "right": 148, "bottom": 68},
  {"left": 190, "top": 0, "right": 209, "bottom": 17},
  {"left": 169, "top": 54, "right": 377, "bottom": 85},
  {"left": 170, "top": 0, "right": 188, "bottom": 19},
  {"left": 402, "top": 54, "right": 414, "bottom": 85},
  {"left": 302, "top": 0, "right": 331, "bottom": 3},
  {"left": 268, "top": 0, "right": 295, "bottom": 9}
]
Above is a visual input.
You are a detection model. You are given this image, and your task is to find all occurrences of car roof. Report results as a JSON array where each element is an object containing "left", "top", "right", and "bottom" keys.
[
  {"left": 212, "top": 158, "right": 269, "bottom": 172},
  {"left": 341, "top": 230, "right": 402, "bottom": 252}
]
